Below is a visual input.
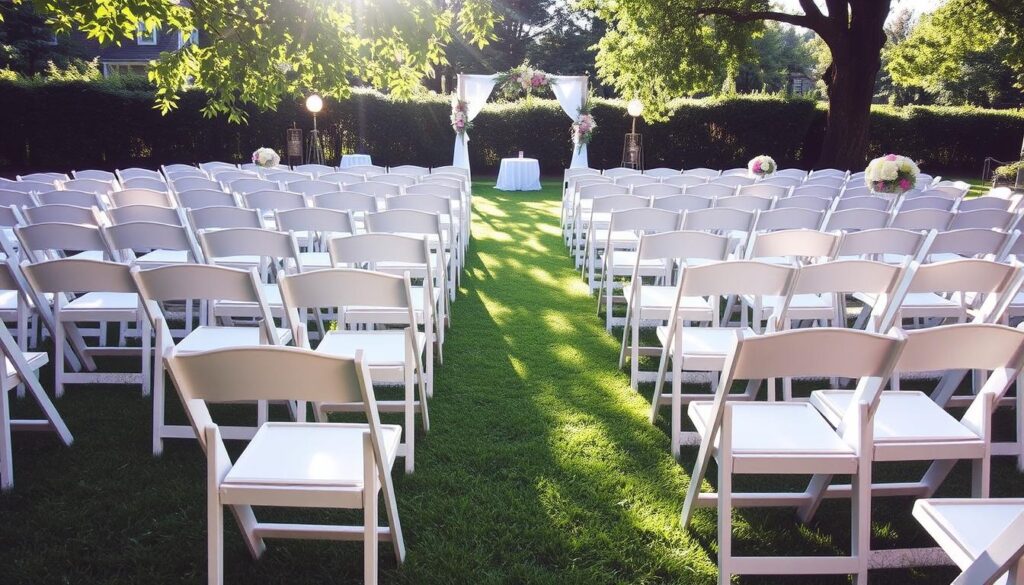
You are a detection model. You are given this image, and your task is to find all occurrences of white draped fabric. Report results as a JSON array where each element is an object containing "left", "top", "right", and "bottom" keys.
[
  {"left": 452, "top": 74, "right": 498, "bottom": 171},
  {"left": 549, "top": 76, "right": 589, "bottom": 169}
]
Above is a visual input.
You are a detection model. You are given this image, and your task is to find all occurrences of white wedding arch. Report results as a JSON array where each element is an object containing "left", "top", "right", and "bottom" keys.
[{"left": 452, "top": 73, "right": 590, "bottom": 173}]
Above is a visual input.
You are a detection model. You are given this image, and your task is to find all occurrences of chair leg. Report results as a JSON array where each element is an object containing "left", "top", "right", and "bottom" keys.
[
  {"left": 55, "top": 319, "right": 65, "bottom": 398},
  {"left": 630, "top": 317, "right": 640, "bottom": 391},
  {"left": 717, "top": 437, "right": 733, "bottom": 584},
  {"left": 364, "top": 433, "right": 379, "bottom": 585},
  {"left": 797, "top": 473, "right": 833, "bottom": 523},
  {"left": 851, "top": 462, "right": 871, "bottom": 585},
  {"left": 405, "top": 367, "right": 415, "bottom": 474},
  {"left": 140, "top": 318, "right": 151, "bottom": 397},
  {"left": 651, "top": 342, "right": 670, "bottom": 424},
  {"left": 617, "top": 304, "right": 631, "bottom": 370},
  {"left": 153, "top": 349, "right": 166, "bottom": 457},
  {"left": 0, "top": 384, "right": 12, "bottom": 491}
]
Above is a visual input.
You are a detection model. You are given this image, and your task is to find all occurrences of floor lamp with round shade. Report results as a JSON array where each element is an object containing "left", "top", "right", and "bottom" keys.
[
  {"left": 305, "top": 94, "right": 326, "bottom": 165},
  {"left": 622, "top": 99, "right": 644, "bottom": 170}
]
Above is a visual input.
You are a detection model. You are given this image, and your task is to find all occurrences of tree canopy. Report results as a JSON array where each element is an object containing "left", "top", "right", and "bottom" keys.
[{"left": 11, "top": 0, "right": 498, "bottom": 121}]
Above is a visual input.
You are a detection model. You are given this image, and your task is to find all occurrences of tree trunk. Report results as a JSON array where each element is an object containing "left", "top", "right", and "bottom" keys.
[{"left": 816, "top": 3, "right": 891, "bottom": 170}]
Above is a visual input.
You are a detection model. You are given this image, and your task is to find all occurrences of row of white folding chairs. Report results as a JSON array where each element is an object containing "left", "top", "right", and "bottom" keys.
[{"left": 568, "top": 165, "right": 944, "bottom": 188}]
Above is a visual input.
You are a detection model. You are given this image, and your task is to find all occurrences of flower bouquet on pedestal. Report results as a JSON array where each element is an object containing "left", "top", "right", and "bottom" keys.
[
  {"left": 451, "top": 98, "right": 471, "bottom": 136},
  {"left": 572, "top": 98, "right": 597, "bottom": 153},
  {"left": 748, "top": 155, "right": 776, "bottom": 178},
  {"left": 252, "top": 147, "right": 280, "bottom": 168},
  {"left": 865, "top": 154, "right": 919, "bottom": 194}
]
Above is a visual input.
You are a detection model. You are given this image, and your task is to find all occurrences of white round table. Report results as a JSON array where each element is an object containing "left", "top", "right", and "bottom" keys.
[
  {"left": 339, "top": 154, "right": 372, "bottom": 168},
  {"left": 495, "top": 157, "right": 541, "bottom": 191}
]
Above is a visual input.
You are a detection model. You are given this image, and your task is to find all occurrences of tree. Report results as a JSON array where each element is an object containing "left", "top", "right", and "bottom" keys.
[
  {"left": 10, "top": 0, "right": 498, "bottom": 121},
  {"left": 734, "top": 22, "right": 815, "bottom": 94},
  {"left": 887, "top": 0, "right": 1024, "bottom": 108},
  {"left": 0, "top": 2, "right": 93, "bottom": 77},
  {"left": 583, "top": 0, "right": 895, "bottom": 169},
  {"left": 529, "top": 3, "right": 607, "bottom": 78}
]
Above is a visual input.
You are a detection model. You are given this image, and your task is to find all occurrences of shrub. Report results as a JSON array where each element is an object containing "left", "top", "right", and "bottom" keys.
[{"left": 0, "top": 80, "right": 1020, "bottom": 176}]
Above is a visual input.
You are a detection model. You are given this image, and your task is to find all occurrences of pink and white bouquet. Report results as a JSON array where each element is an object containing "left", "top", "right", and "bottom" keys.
[
  {"left": 496, "top": 62, "right": 555, "bottom": 97},
  {"left": 748, "top": 155, "right": 776, "bottom": 177},
  {"left": 252, "top": 147, "right": 280, "bottom": 168},
  {"left": 865, "top": 153, "right": 919, "bottom": 194},
  {"left": 572, "top": 99, "right": 597, "bottom": 153},
  {"left": 451, "top": 98, "right": 471, "bottom": 136}
]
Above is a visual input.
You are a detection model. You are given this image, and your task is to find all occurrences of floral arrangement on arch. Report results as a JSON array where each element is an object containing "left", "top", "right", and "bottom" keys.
[
  {"left": 572, "top": 98, "right": 597, "bottom": 153},
  {"left": 451, "top": 98, "right": 472, "bottom": 136},
  {"left": 865, "top": 153, "right": 919, "bottom": 194},
  {"left": 252, "top": 147, "right": 280, "bottom": 168},
  {"left": 495, "top": 62, "right": 557, "bottom": 97},
  {"left": 748, "top": 155, "right": 776, "bottom": 177}
]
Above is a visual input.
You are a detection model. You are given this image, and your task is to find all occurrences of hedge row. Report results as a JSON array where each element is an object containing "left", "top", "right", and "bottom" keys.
[{"left": 0, "top": 81, "right": 1021, "bottom": 176}]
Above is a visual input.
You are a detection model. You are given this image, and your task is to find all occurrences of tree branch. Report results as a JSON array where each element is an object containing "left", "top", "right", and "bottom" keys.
[{"left": 694, "top": 6, "right": 814, "bottom": 30}]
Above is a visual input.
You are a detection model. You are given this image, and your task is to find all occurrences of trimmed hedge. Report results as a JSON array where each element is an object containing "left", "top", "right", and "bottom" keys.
[{"left": 0, "top": 81, "right": 1021, "bottom": 176}]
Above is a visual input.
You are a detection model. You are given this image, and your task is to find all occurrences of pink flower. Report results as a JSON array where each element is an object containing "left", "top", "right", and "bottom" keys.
[
  {"left": 753, "top": 161, "right": 762, "bottom": 173},
  {"left": 876, "top": 181, "right": 886, "bottom": 191},
  {"left": 885, "top": 154, "right": 898, "bottom": 161},
  {"left": 899, "top": 179, "right": 910, "bottom": 190}
]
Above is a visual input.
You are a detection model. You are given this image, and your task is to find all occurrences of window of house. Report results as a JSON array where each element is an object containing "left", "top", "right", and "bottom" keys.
[
  {"left": 178, "top": 29, "right": 199, "bottom": 48},
  {"left": 137, "top": 22, "right": 158, "bottom": 45}
]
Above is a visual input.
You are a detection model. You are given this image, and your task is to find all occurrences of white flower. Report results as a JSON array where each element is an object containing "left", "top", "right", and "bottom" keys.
[{"left": 879, "top": 160, "right": 899, "bottom": 181}]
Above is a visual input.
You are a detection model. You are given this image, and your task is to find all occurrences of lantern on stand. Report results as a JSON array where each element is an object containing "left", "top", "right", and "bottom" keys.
[{"left": 621, "top": 99, "right": 644, "bottom": 170}]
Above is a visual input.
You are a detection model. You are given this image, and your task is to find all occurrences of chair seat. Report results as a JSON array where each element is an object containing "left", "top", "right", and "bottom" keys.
[
  {"left": 624, "top": 284, "right": 713, "bottom": 318},
  {"left": 68, "top": 250, "right": 106, "bottom": 262},
  {"left": 216, "top": 284, "right": 283, "bottom": 308},
  {"left": 315, "top": 329, "right": 427, "bottom": 366},
  {"left": 176, "top": 325, "right": 293, "bottom": 353},
  {"left": 749, "top": 293, "right": 834, "bottom": 313},
  {"left": 299, "top": 251, "right": 332, "bottom": 269},
  {"left": 0, "top": 290, "right": 18, "bottom": 311},
  {"left": 5, "top": 351, "right": 47, "bottom": 384},
  {"left": 810, "top": 390, "right": 981, "bottom": 443},
  {"left": 135, "top": 249, "right": 191, "bottom": 266},
  {"left": 913, "top": 499, "right": 1024, "bottom": 570},
  {"left": 211, "top": 255, "right": 262, "bottom": 268},
  {"left": 606, "top": 252, "right": 666, "bottom": 270},
  {"left": 655, "top": 326, "right": 746, "bottom": 357},
  {"left": 65, "top": 292, "right": 139, "bottom": 311},
  {"left": 224, "top": 422, "right": 402, "bottom": 487},
  {"left": 689, "top": 401, "right": 856, "bottom": 456}
]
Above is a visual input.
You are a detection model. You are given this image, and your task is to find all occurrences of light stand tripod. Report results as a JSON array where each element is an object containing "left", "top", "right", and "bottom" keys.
[{"left": 305, "top": 111, "right": 325, "bottom": 165}]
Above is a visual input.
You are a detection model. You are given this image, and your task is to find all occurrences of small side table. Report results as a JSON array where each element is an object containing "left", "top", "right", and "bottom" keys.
[{"left": 495, "top": 158, "right": 541, "bottom": 191}]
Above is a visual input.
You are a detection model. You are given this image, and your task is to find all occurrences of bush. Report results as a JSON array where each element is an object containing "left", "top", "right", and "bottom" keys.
[{"left": 0, "top": 80, "right": 1021, "bottom": 176}]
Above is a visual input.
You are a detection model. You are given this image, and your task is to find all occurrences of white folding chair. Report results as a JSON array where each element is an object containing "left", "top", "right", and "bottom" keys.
[
  {"left": 275, "top": 207, "right": 355, "bottom": 270},
  {"left": 279, "top": 268, "right": 429, "bottom": 473},
  {"left": 164, "top": 346, "right": 405, "bottom": 585},
  {"left": 109, "top": 188, "right": 175, "bottom": 208},
  {"left": 913, "top": 498, "right": 1024, "bottom": 585}
]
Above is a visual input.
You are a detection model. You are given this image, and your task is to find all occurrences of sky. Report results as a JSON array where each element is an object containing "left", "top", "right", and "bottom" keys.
[{"left": 776, "top": 0, "right": 942, "bottom": 22}]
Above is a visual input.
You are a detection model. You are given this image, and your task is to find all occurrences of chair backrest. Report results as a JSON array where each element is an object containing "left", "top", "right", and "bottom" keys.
[
  {"left": 889, "top": 208, "right": 954, "bottom": 231},
  {"left": 275, "top": 208, "right": 354, "bottom": 236},
  {"left": 172, "top": 177, "right": 222, "bottom": 193},
  {"left": 346, "top": 164, "right": 387, "bottom": 177},
  {"left": 758, "top": 176, "right": 803, "bottom": 188},
  {"left": 348, "top": 181, "right": 400, "bottom": 198},
  {"left": 71, "top": 170, "right": 116, "bottom": 182},
  {"left": 431, "top": 165, "right": 470, "bottom": 177},
  {"left": 405, "top": 183, "right": 461, "bottom": 200},
  {"left": 774, "top": 195, "right": 831, "bottom": 212},
  {"left": 824, "top": 208, "right": 892, "bottom": 231},
  {"left": 752, "top": 208, "right": 824, "bottom": 231},
  {"left": 187, "top": 206, "right": 263, "bottom": 230},
  {"left": 719, "top": 167, "right": 749, "bottom": 177},
  {"left": 22, "top": 204, "right": 100, "bottom": 226},
  {"left": 243, "top": 190, "right": 307, "bottom": 213},
  {"left": 834, "top": 195, "right": 891, "bottom": 212},
  {"left": 837, "top": 227, "right": 930, "bottom": 259},
  {"left": 642, "top": 168, "right": 680, "bottom": 178},
  {"left": 842, "top": 185, "right": 873, "bottom": 198},
  {"left": 672, "top": 260, "right": 799, "bottom": 329},
  {"left": 710, "top": 175, "right": 756, "bottom": 188},
  {"left": 121, "top": 177, "right": 169, "bottom": 192},
  {"left": 636, "top": 230, "right": 732, "bottom": 263},
  {"left": 3, "top": 181, "right": 54, "bottom": 194},
  {"left": 108, "top": 204, "right": 184, "bottom": 226},
  {"left": 792, "top": 184, "right": 842, "bottom": 199},
  {"left": 603, "top": 167, "right": 640, "bottom": 179},
  {"left": 745, "top": 229, "right": 839, "bottom": 261},
  {"left": 0, "top": 190, "right": 37, "bottom": 208},
  {"left": 117, "top": 168, "right": 164, "bottom": 182},
  {"left": 263, "top": 170, "right": 311, "bottom": 184},
  {"left": 590, "top": 194, "right": 649, "bottom": 213},
  {"left": 682, "top": 167, "right": 721, "bottom": 179},
  {"left": 104, "top": 221, "right": 201, "bottom": 262},
  {"left": 286, "top": 179, "right": 341, "bottom": 197},
  {"left": 314, "top": 192, "right": 379, "bottom": 213},
  {"left": 715, "top": 194, "right": 774, "bottom": 212},
  {"left": 772, "top": 169, "right": 809, "bottom": 179},
  {"left": 663, "top": 175, "right": 708, "bottom": 188},
  {"left": 651, "top": 194, "right": 713, "bottom": 212},
  {"left": 16, "top": 222, "right": 113, "bottom": 260},
  {"left": 62, "top": 178, "right": 114, "bottom": 195},
  {"left": 810, "top": 168, "right": 849, "bottom": 179},
  {"left": 163, "top": 164, "right": 205, "bottom": 178},
  {"left": 389, "top": 165, "right": 430, "bottom": 178},
  {"left": 199, "top": 228, "right": 302, "bottom": 271},
  {"left": 928, "top": 228, "right": 1011, "bottom": 259},
  {"left": 564, "top": 168, "right": 600, "bottom": 182},
  {"left": 686, "top": 183, "right": 736, "bottom": 199},
  {"left": 328, "top": 233, "right": 432, "bottom": 267},
  {"left": 898, "top": 196, "right": 957, "bottom": 212},
  {"left": 176, "top": 189, "right": 237, "bottom": 209},
  {"left": 375, "top": 174, "right": 417, "bottom": 188},
  {"left": 615, "top": 175, "right": 659, "bottom": 188},
  {"left": 385, "top": 194, "right": 451, "bottom": 215},
  {"left": 632, "top": 184, "right": 683, "bottom": 198},
  {"left": 211, "top": 169, "right": 257, "bottom": 185},
  {"left": 902, "top": 258, "right": 1021, "bottom": 322},
  {"left": 949, "top": 209, "right": 1017, "bottom": 231},
  {"left": 803, "top": 176, "right": 846, "bottom": 189},
  {"left": 36, "top": 189, "right": 104, "bottom": 208},
  {"left": 318, "top": 172, "right": 365, "bottom": 186},
  {"left": 578, "top": 183, "right": 629, "bottom": 200},
  {"left": 958, "top": 197, "right": 1013, "bottom": 212},
  {"left": 418, "top": 176, "right": 464, "bottom": 192},
  {"left": 923, "top": 185, "right": 966, "bottom": 199},
  {"left": 199, "top": 161, "right": 238, "bottom": 173},
  {"left": 898, "top": 323, "right": 1024, "bottom": 375},
  {"left": 228, "top": 177, "right": 280, "bottom": 195},
  {"left": 791, "top": 259, "right": 911, "bottom": 332},
  {"left": 18, "top": 172, "right": 68, "bottom": 183},
  {"left": 365, "top": 209, "right": 441, "bottom": 237},
  {"left": 280, "top": 267, "right": 413, "bottom": 314},
  {"left": 681, "top": 207, "right": 756, "bottom": 233},
  {"left": 292, "top": 164, "right": 336, "bottom": 178},
  {"left": 109, "top": 188, "right": 175, "bottom": 208},
  {"left": 22, "top": 258, "right": 135, "bottom": 294},
  {"left": 607, "top": 207, "right": 680, "bottom": 235},
  {"left": 738, "top": 183, "right": 790, "bottom": 198}
]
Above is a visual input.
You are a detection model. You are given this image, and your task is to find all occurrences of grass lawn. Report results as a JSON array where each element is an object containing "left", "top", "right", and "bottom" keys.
[{"left": 2, "top": 178, "right": 1021, "bottom": 584}]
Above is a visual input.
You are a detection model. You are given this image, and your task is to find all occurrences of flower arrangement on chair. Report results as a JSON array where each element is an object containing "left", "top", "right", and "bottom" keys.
[
  {"left": 252, "top": 147, "right": 280, "bottom": 168},
  {"left": 865, "top": 153, "right": 919, "bottom": 194},
  {"left": 748, "top": 155, "right": 776, "bottom": 178},
  {"left": 450, "top": 98, "right": 472, "bottom": 136},
  {"left": 572, "top": 98, "right": 597, "bottom": 153},
  {"left": 495, "top": 61, "right": 556, "bottom": 98}
]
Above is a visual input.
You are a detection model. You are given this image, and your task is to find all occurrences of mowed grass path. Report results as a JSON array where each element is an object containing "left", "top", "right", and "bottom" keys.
[{"left": 0, "top": 179, "right": 1001, "bottom": 583}]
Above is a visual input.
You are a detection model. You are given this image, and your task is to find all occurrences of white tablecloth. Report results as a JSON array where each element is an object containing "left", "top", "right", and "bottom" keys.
[
  {"left": 339, "top": 154, "right": 372, "bottom": 168},
  {"left": 495, "top": 158, "right": 541, "bottom": 191}
]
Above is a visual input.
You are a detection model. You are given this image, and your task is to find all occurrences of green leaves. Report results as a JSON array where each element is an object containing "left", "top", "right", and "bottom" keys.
[{"left": 24, "top": 0, "right": 496, "bottom": 122}]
